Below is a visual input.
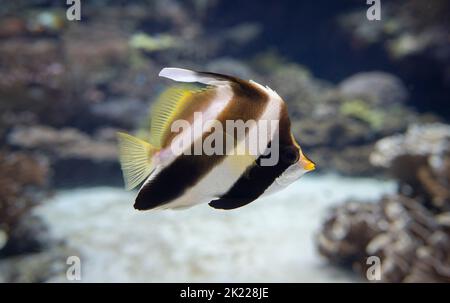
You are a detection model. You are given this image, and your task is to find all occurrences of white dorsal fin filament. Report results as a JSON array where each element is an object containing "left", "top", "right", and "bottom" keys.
[{"left": 159, "top": 67, "right": 226, "bottom": 85}]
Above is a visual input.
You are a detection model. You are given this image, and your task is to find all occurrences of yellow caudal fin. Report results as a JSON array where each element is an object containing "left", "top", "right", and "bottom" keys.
[{"left": 116, "top": 132, "right": 157, "bottom": 190}]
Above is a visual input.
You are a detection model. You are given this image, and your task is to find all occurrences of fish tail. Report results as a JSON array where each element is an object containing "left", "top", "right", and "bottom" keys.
[{"left": 116, "top": 132, "right": 157, "bottom": 191}]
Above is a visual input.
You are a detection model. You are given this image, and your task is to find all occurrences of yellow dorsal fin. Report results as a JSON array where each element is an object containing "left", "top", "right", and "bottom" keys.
[
  {"left": 149, "top": 84, "right": 208, "bottom": 148},
  {"left": 117, "top": 132, "right": 157, "bottom": 190}
]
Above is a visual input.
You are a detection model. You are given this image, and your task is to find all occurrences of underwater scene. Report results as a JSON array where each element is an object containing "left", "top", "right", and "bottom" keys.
[{"left": 0, "top": 0, "right": 449, "bottom": 283}]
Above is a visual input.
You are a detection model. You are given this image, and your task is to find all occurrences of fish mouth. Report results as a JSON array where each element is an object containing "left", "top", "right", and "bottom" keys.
[{"left": 299, "top": 156, "right": 315, "bottom": 172}]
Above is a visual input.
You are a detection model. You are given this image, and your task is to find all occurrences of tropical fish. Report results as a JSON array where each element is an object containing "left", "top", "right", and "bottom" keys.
[{"left": 117, "top": 67, "right": 315, "bottom": 210}]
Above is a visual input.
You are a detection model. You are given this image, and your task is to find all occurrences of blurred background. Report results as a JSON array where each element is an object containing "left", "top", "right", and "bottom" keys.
[{"left": 0, "top": 0, "right": 449, "bottom": 282}]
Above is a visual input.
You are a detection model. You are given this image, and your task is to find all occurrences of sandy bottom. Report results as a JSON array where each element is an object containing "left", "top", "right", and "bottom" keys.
[{"left": 35, "top": 174, "right": 395, "bottom": 282}]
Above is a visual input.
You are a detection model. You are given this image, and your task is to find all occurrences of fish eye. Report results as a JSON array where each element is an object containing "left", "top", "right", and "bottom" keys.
[{"left": 281, "top": 146, "right": 299, "bottom": 164}]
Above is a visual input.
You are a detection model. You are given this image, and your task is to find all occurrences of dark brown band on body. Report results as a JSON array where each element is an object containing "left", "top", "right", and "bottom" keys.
[
  {"left": 208, "top": 144, "right": 291, "bottom": 210},
  {"left": 209, "top": 103, "right": 297, "bottom": 210},
  {"left": 135, "top": 78, "right": 270, "bottom": 210}
]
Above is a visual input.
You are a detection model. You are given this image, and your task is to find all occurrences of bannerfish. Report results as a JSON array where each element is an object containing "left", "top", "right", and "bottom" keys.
[{"left": 117, "top": 67, "right": 315, "bottom": 210}]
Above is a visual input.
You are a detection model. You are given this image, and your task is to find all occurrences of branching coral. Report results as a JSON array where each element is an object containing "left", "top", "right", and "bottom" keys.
[
  {"left": 317, "top": 123, "right": 450, "bottom": 282},
  {"left": 318, "top": 195, "right": 450, "bottom": 282}
]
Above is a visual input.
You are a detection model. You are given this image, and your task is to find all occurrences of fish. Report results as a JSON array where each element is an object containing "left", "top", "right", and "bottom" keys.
[{"left": 117, "top": 67, "right": 315, "bottom": 210}]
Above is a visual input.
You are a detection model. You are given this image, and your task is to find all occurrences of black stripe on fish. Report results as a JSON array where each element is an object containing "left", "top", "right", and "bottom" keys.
[
  {"left": 135, "top": 153, "right": 224, "bottom": 210},
  {"left": 134, "top": 78, "right": 269, "bottom": 210},
  {"left": 209, "top": 104, "right": 300, "bottom": 210},
  {"left": 208, "top": 141, "right": 296, "bottom": 210}
]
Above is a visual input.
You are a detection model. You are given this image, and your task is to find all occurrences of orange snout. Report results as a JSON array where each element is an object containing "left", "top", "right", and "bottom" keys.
[{"left": 299, "top": 155, "right": 315, "bottom": 171}]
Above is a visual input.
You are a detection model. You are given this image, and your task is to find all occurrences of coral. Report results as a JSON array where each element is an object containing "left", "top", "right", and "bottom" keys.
[
  {"left": 7, "top": 125, "right": 122, "bottom": 187},
  {"left": 340, "top": 99, "right": 385, "bottom": 131},
  {"left": 385, "top": 1, "right": 449, "bottom": 61},
  {"left": 0, "top": 38, "right": 70, "bottom": 127},
  {"left": 0, "top": 151, "right": 49, "bottom": 255},
  {"left": 337, "top": 0, "right": 450, "bottom": 118},
  {"left": 370, "top": 123, "right": 450, "bottom": 211},
  {"left": 370, "top": 123, "right": 450, "bottom": 168},
  {"left": 8, "top": 125, "right": 117, "bottom": 161},
  {"left": 337, "top": 72, "right": 416, "bottom": 137},
  {"left": 318, "top": 123, "right": 450, "bottom": 282},
  {"left": 317, "top": 200, "right": 380, "bottom": 266},
  {"left": 317, "top": 195, "right": 450, "bottom": 282},
  {"left": 338, "top": 0, "right": 450, "bottom": 62},
  {"left": 338, "top": 72, "right": 409, "bottom": 107},
  {"left": 331, "top": 145, "right": 380, "bottom": 176}
]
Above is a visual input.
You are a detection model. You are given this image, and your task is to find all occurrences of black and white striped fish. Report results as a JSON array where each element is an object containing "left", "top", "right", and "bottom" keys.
[{"left": 117, "top": 67, "right": 315, "bottom": 210}]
